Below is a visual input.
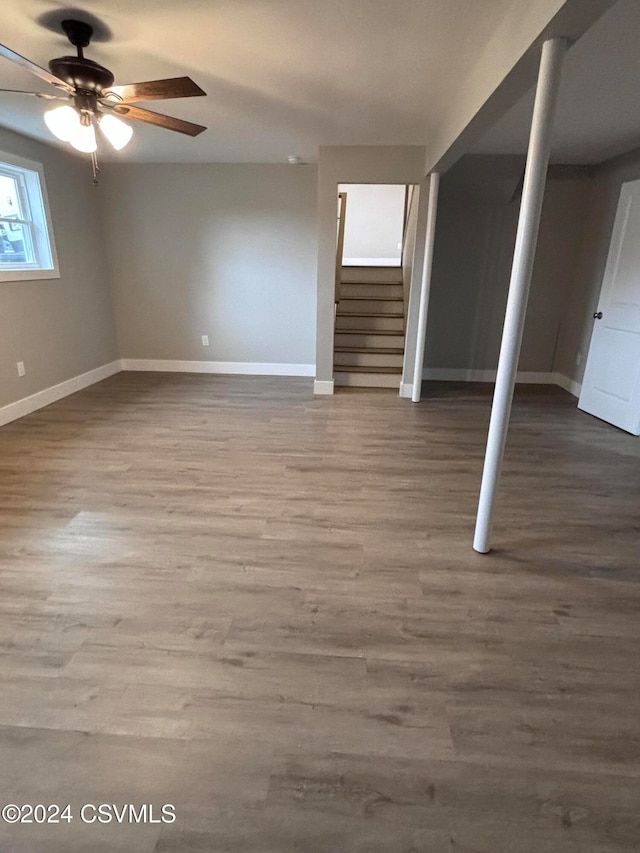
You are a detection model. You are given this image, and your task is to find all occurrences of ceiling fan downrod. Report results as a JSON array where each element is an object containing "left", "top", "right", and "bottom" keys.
[
  {"left": 60, "top": 19, "right": 93, "bottom": 60},
  {"left": 49, "top": 19, "right": 115, "bottom": 95}
]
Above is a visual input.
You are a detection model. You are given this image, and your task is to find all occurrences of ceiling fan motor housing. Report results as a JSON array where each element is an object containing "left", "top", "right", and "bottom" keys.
[{"left": 48, "top": 56, "right": 114, "bottom": 95}]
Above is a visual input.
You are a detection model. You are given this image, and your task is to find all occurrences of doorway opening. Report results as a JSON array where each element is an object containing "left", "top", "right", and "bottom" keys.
[
  {"left": 338, "top": 183, "right": 407, "bottom": 267},
  {"left": 333, "top": 183, "right": 417, "bottom": 388}
]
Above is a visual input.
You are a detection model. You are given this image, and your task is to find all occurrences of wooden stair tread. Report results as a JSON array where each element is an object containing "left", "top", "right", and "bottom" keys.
[
  {"left": 334, "top": 365, "right": 402, "bottom": 374},
  {"left": 335, "top": 329, "right": 404, "bottom": 336},
  {"left": 339, "top": 296, "right": 401, "bottom": 302},
  {"left": 336, "top": 312, "right": 404, "bottom": 319},
  {"left": 335, "top": 346, "right": 404, "bottom": 355},
  {"left": 340, "top": 281, "right": 402, "bottom": 286}
]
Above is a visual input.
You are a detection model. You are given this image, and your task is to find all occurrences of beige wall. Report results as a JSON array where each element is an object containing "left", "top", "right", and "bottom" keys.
[
  {"left": 418, "top": 151, "right": 640, "bottom": 388},
  {"left": 339, "top": 183, "right": 405, "bottom": 264},
  {"left": 0, "top": 129, "right": 117, "bottom": 409},
  {"left": 3, "top": 133, "right": 634, "bottom": 405},
  {"left": 420, "top": 155, "right": 591, "bottom": 374},
  {"left": 100, "top": 163, "right": 317, "bottom": 366}
]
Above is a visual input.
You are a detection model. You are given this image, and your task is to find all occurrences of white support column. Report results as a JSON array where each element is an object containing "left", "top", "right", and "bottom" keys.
[
  {"left": 473, "top": 37, "right": 567, "bottom": 554},
  {"left": 412, "top": 171, "right": 440, "bottom": 403}
]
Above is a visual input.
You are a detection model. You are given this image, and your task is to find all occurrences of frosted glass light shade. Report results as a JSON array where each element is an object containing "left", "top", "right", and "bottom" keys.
[
  {"left": 44, "top": 105, "right": 80, "bottom": 142},
  {"left": 98, "top": 114, "right": 133, "bottom": 150},
  {"left": 69, "top": 122, "right": 97, "bottom": 153}
]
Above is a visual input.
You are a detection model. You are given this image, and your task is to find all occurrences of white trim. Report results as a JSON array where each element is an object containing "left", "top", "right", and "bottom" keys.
[
  {"left": 314, "top": 379, "right": 335, "bottom": 395},
  {"left": 0, "top": 149, "right": 60, "bottom": 283},
  {"left": 0, "top": 360, "right": 121, "bottom": 428},
  {"left": 421, "top": 368, "right": 555, "bottom": 384},
  {"left": 0, "top": 360, "right": 582, "bottom": 432},
  {"left": 553, "top": 372, "right": 582, "bottom": 398},
  {"left": 412, "top": 172, "right": 440, "bottom": 403},
  {"left": 342, "top": 258, "right": 401, "bottom": 267},
  {"left": 408, "top": 368, "right": 582, "bottom": 398},
  {"left": 0, "top": 268, "right": 61, "bottom": 282},
  {"left": 120, "top": 359, "right": 315, "bottom": 377}
]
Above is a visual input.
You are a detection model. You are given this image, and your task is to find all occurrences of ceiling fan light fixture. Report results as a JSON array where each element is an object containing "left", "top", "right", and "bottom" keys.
[
  {"left": 68, "top": 119, "right": 97, "bottom": 153},
  {"left": 3, "top": 17, "right": 207, "bottom": 178},
  {"left": 98, "top": 113, "right": 133, "bottom": 150},
  {"left": 44, "top": 104, "right": 80, "bottom": 142}
]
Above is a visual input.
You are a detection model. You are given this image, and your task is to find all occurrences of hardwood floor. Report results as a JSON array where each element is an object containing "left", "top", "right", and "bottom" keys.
[{"left": 0, "top": 373, "right": 639, "bottom": 852}]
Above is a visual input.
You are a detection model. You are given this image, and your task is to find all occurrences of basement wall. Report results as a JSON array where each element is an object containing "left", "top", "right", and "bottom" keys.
[
  {"left": 0, "top": 128, "right": 117, "bottom": 410},
  {"left": 99, "top": 163, "right": 317, "bottom": 370},
  {"left": 419, "top": 150, "right": 640, "bottom": 391},
  {"left": 3, "top": 135, "right": 634, "bottom": 407},
  {"left": 420, "top": 155, "right": 591, "bottom": 376},
  {"left": 339, "top": 183, "right": 406, "bottom": 265}
]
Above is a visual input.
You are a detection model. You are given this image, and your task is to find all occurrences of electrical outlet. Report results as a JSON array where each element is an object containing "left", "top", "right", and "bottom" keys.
[
  {"left": 576, "top": 352, "right": 581, "bottom": 367},
  {"left": 201, "top": 335, "right": 210, "bottom": 347},
  {"left": 16, "top": 361, "right": 25, "bottom": 377}
]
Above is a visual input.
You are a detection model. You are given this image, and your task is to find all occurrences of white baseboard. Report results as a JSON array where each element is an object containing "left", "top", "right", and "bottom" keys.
[
  {"left": 314, "top": 379, "right": 335, "bottom": 395},
  {"left": 552, "top": 372, "right": 582, "bottom": 398},
  {"left": 0, "top": 361, "right": 582, "bottom": 432},
  {"left": 421, "top": 368, "right": 557, "bottom": 384},
  {"left": 403, "top": 368, "right": 582, "bottom": 399},
  {"left": 120, "top": 359, "right": 315, "bottom": 377},
  {"left": 0, "top": 360, "right": 121, "bottom": 428}
]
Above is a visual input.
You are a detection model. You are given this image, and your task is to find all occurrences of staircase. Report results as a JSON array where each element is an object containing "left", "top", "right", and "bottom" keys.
[{"left": 334, "top": 266, "right": 404, "bottom": 388}]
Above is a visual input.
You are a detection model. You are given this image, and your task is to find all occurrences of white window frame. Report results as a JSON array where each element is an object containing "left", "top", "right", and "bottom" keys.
[{"left": 0, "top": 151, "right": 60, "bottom": 283}]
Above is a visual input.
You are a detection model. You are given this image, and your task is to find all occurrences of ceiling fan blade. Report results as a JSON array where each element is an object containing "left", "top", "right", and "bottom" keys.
[
  {"left": 110, "top": 103, "right": 206, "bottom": 137},
  {"left": 0, "top": 88, "right": 68, "bottom": 100},
  {"left": 0, "top": 43, "right": 75, "bottom": 93},
  {"left": 102, "top": 76, "right": 206, "bottom": 104}
]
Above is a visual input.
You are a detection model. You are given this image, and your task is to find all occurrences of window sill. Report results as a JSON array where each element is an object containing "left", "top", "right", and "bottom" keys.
[{"left": 0, "top": 268, "right": 61, "bottom": 283}]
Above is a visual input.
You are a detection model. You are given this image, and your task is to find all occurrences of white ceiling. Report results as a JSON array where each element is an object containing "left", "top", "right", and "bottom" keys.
[
  {"left": 0, "top": 0, "right": 515, "bottom": 163},
  {"left": 474, "top": 0, "right": 640, "bottom": 164}
]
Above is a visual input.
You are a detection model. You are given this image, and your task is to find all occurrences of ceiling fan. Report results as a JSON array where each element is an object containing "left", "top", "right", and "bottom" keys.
[{"left": 0, "top": 18, "right": 206, "bottom": 177}]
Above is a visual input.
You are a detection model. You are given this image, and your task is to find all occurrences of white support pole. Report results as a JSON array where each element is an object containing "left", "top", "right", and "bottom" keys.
[
  {"left": 412, "top": 171, "right": 440, "bottom": 403},
  {"left": 473, "top": 37, "right": 567, "bottom": 554}
]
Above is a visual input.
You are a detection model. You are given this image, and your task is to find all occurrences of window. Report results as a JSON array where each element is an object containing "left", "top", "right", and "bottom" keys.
[{"left": 0, "top": 152, "right": 59, "bottom": 282}]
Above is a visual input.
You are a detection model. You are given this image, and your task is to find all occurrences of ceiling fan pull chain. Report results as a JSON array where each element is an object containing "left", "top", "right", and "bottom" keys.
[{"left": 91, "top": 150, "right": 100, "bottom": 186}]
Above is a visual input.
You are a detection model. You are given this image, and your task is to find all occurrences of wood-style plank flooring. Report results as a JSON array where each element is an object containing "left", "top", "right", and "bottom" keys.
[{"left": 0, "top": 373, "right": 639, "bottom": 852}]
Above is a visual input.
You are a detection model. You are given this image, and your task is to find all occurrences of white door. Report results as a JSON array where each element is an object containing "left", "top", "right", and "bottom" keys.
[{"left": 578, "top": 179, "right": 640, "bottom": 435}]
